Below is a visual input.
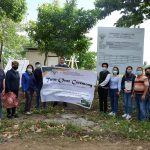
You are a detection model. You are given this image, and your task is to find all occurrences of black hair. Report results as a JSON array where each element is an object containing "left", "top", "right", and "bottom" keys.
[
  {"left": 102, "top": 63, "right": 108, "bottom": 68},
  {"left": 137, "top": 67, "right": 143, "bottom": 71},
  {"left": 113, "top": 66, "right": 119, "bottom": 75},
  {"left": 125, "top": 66, "right": 133, "bottom": 75},
  {"left": 26, "top": 64, "right": 34, "bottom": 72},
  {"left": 145, "top": 67, "right": 150, "bottom": 72},
  {"left": 35, "top": 62, "right": 40, "bottom": 65}
]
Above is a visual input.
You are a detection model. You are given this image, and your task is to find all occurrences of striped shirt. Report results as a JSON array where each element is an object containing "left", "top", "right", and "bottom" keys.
[{"left": 134, "top": 75, "right": 149, "bottom": 94}]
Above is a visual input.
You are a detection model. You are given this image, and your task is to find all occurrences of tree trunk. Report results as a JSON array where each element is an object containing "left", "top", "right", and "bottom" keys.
[
  {"left": 0, "top": 39, "right": 3, "bottom": 67},
  {"left": 44, "top": 51, "right": 48, "bottom": 66}
]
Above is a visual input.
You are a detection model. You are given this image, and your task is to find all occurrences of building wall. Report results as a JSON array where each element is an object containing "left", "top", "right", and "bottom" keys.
[{"left": 26, "top": 51, "right": 59, "bottom": 66}]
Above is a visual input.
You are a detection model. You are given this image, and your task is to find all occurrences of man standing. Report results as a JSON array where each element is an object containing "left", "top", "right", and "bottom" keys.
[
  {"left": 53, "top": 57, "right": 69, "bottom": 107},
  {"left": 145, "top": 67, "right": 150, "bottom": 119},
  {"left": 34, "top": 62, "right": 47, "bottom": 109},
  {"left": 5, "top": 61, "right": 20, "bottom": 118},
  {"left": 133, "top": 67, "right": 149, "bottom": 121},
  {"left": 98, "top": 63, "right": 110, "bottom": 113}
]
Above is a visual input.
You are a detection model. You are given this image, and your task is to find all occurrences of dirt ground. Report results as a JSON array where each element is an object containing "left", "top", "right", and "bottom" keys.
[{"left": 1, "top": 139, "right": 150, "bottom": 150}]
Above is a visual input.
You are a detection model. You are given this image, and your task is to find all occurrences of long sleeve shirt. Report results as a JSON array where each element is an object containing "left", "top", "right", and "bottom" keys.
[
  {"left": 110, "top": 75, "right": 121, "bottom": 91},
  {"left": 99, "top": 74, "right": 111, "bottom": 87}
]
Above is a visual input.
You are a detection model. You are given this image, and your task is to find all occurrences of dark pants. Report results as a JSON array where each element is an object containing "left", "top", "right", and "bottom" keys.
[
  {"left": 135, "top": 94, "right": 146, "bottom": 121},
  {"left": 24, "top": 89, "right": 34, "bottom": 112},
  {"left": 7, "top": 90, "right": 18, "bottom": 117},
  {"left": 36, "top": 86, "right": 47, "bottom": 109},
  {"left": 110, "top": 89, "right": 119, "bottom": 114},
  {"left": 98, "top": 87, "right": 109, "bottom": 112}
]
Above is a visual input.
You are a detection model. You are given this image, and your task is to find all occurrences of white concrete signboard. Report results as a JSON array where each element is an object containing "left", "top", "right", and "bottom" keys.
[{"left": 97, "top": 27, "right": 144, "bottom": 74}]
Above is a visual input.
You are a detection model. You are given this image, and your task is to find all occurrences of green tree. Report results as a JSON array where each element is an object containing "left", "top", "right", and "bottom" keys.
[
  {"left": 27, "top": 0, "right": 98, "bottom": 65},
  {"left": 78, "top": 51, "right": 96, "bottom": 70},
  {"left": 95, "top": 0, "right": 150, "bottom": 27},
  {"left": 0, "top": 0, "right": 27, "bottom": 64}
]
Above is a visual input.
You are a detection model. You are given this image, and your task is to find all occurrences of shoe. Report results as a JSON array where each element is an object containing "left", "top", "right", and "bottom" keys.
[
  {"left": 109, "top": 112, "right": 114, "bottom": 116},
  {"left": 112, "top": 113, "right": 116, "bottom": 117},
  {"left": 122, "top": 114, "right": 127, "bottom": 118},
  {"left": 126, "top": 114, "right": 131, "bottom": 120},
  {"left": 7, "top": 115, "right": 13, "bottom": 119},
  {"left": 12, "top": 114, "right": 19, "bottom": 118},
  {"left": 25, "top": 112, "right": 32, "bottom": 115}
]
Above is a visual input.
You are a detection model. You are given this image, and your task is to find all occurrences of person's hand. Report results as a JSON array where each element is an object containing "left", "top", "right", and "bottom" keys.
[
  {"left": 124, "top": 89, "right": 128, "bottom": 93},
  {"left": 141, "top": 95, "right": 146, "bottom": 101},
  {"left": 22, "top": 92, "right": 25, "bottom": 98},
  {"left": 2, "top": 89, "right": 5, "bottom": 95},
  {"left": 116, "top": 91, "right": 120, "bottom": 96}
]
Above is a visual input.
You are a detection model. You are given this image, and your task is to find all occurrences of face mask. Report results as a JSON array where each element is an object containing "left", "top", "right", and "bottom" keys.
[
  {"left": 102, "top": 67, "right": 107, "bottom": 71},
  {"left": 27, "top": 68, "right": 32, "bottom": 73},
  {"left": 36, "top": 64, "right": 41, "bottom": 68},
  {"left": 113, "top": 70, "right": 118, "bottom": 75},
  {"left": 127, "top": 70, "right": 132, "bottom": 74},
  {"left": 12, "top": 66, "right": 18, "bottom": 70},
  {"left": 146, "top": 72, "right": 150, "bottom": 76},
  {"left": 136, "top": 71, "right": 143, "bottom": 76}
]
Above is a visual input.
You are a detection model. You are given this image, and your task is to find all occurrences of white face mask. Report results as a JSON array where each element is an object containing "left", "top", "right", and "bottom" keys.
[
  {"left": 102, "top": 67, "right": 107, "bottom": 71},
  {"left": 27, "top": 68, "right": 32, "bottom": 73},
  {"left": 36, "top": 64, "right": 41, "bottom": 68},
  {"left": 113, "top": 70, "right": 118, "bottom": 75}
]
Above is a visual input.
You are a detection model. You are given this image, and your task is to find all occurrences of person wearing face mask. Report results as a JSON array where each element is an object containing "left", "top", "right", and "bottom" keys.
[
  {"left": 34, "top": 62, "right": 47, "bottom": 109},
  {"left": 22, "top": 64, "right": 37, "bottom": 115},
  {"left": 109, "top": 67, "right": 121, "bottom": 117},
  {"left": 145, "top": 67, "right": 150, "bottom": 120},
  {"left": 121, "top": 66, "right": 135, "bottom": 120},
  {"left": 98, "top": 63, "right": 110, "bottom": 113},
  {"left": 5, "top": 61, "right": 20, "bottom": 118},
  {"left": 133, "top": 67, "right": 149, "bottom": 121}
]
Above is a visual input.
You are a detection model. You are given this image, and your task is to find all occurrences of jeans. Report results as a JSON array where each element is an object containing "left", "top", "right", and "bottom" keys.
[
  {"left": 0, "top": 93, "right": 2, "bottom": 119},
  {"left": 98, "top": 87, "right": 109, "bottom": 112},
  {"left": 36, "top": 86, "right": 47, "bottom": 109},
  {"left": 25, "top": 89, "right": 34, "bottom": 112},
  {"left": 110, "top": 89, "right": 119, "bottom": 114},
  {"left": 145, "top": 96, "right": 150, "bottom": 119},
  {"left": 135, "top": 94, "right": 146, "bottom": 121},
  {"left": 124, "top": 93, "right": 132, "bottom": 115}
]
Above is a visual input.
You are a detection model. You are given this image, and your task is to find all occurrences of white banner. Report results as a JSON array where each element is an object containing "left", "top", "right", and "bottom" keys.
[
  {"left": 41, "top": 67, "right": 97, "bottom": 109},
  {"left": 97, "top": 27, "right": 144, "bottom": 74}
]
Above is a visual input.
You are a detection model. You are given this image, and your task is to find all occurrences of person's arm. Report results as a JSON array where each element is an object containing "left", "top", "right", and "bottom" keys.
[
  {"left": 118, "top": 76, "right": 121, "bottom": 93},
  {"left": 142, "top": 77, "right": 149, "bottom": 100},
  {"left": 5, "top": 71, "right": 11, "bottom": 92},
  {"left": 21, "top": 74, "right": 26, "bottom": 92},
  {"left": 121, "top": 75, "right": 125, "bottom": 91},
  {"left": 99, "top": 74, "right": 111, "bottom": 87}
]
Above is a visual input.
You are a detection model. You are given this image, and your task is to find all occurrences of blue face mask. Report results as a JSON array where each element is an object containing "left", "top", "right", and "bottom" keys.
[{"left": 136, "top": 71, "right": 143, "bottom": 76}]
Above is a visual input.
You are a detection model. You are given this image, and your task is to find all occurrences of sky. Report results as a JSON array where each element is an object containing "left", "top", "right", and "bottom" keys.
[{"left": 25, "top": 0, "right": 150, "bottom": 64}]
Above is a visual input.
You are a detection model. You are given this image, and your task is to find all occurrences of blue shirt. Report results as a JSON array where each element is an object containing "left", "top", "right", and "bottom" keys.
[{"left": 110, "top": 75, "right": 121, "bottom": 91}]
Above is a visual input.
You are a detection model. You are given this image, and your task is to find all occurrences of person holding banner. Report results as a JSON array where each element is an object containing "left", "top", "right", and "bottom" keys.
[
  {"left": 5, "top": 61, "right": 20, "bottom": 118},
  {"left": 22, "top": 64, "right": 37, "bottom": 115},
  {"left": 53, "top": 57, "right": 69, "bottom": 107},
  {"left": 109, "top": 67, "right": 121, "bottom": 117},
  {"left": 133, "top": 67, "right": 149, "bottom": 121},
  {"left": 34, "top": 62, "right": 47, "bottom": 109},
  {"left": 98, "top": 63, "right": 110, "bottom": 113},
  {"left": 121, "top": 66, "right": 135, "bottom": 120},
  {"left": 145, "top": 67, "right": 150, "bottom": 120}
]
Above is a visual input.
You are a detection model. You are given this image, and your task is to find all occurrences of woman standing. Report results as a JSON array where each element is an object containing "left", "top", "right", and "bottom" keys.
[
  {"left": 121, "top": 66, "right": 135, "bottom": 120},
  {"left": 22, "top": 65, "right": 37, "bottom": 115},
  {"left": 109, "top": 67, "right": 121, "bottom": 117},
  {"left": 5, "top": 61, "right": 20, "bottom": 118}
]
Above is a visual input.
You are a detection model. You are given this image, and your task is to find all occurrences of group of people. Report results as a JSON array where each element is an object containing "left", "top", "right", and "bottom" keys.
[
  {"left": 0, "top": 57, "right": 68, "bottom": 120},
  {"left": 98, "top": 63, "right": 150, "bottom": 121},
  {"left": 0, "top": 58, "right": 150, "bottom": 122}
]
